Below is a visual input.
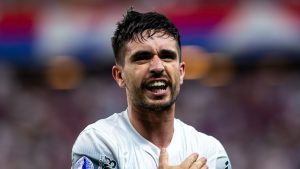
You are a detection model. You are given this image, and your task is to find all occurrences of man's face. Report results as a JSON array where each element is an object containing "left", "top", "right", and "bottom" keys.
[{"left": 116, "top": 31, "right": 185, "bottom": 112}]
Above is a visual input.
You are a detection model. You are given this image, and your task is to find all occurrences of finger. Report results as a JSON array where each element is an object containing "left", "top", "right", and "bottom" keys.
[
  {"left": 190, "top": 157, "right": 207, "bottom": 169},
  {"left": 159, "top": 148, "right": 168, "bottom": 168},
  {"left": 180, "top": 153, "right": 199, "bottom": 168},
  {"left": 200, "top": 165, "right": 208, "bottom": 169}
]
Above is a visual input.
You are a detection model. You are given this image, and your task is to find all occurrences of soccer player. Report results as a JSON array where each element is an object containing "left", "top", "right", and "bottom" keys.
[{"left": 71, "top": 8, "right": 232, "bottom": 169}]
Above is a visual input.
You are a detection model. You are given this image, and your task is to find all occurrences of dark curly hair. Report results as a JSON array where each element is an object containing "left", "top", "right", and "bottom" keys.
[{"left": 111, "top": 8, "right": 181, "bottom": 66}]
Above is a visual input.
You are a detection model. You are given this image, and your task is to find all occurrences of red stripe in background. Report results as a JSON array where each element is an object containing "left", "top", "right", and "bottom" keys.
[
  {"left": 282, "top": 0, "right": 300, "bottom": 18},
  {"left": 164, "top": 4, "right": 234, "bottom": 32},
  {"left": 0, "top": 9, "right": 36, "bottom": 41}
]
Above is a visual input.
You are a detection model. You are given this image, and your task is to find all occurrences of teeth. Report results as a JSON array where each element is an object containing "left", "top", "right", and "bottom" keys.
[{"left": 149, "top": 81, "right": 166, "bottom": 87}]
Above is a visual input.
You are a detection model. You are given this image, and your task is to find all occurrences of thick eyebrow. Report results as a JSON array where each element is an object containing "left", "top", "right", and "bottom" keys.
[
  {"left": 129, "top": 49, "right": 178, "bottom": 62},
  {"left": 129, "top": 50, "right": 153, "bottom": 62},
  {"left": 158, "top": 49, "right": 178, "bottom": 59}
]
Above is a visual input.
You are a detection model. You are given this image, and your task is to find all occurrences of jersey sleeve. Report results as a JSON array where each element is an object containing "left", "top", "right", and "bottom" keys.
[
  {"left": 71, "top": 127, "right": 119, "bottom": 169},
  {"left": 211, "top": 137, "right": 232, "bottom": 169}
]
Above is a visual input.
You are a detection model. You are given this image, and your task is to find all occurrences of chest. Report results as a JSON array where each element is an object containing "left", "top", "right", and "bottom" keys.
[{"left": 116, "top": 145, "right": 187, "bottom": 169}]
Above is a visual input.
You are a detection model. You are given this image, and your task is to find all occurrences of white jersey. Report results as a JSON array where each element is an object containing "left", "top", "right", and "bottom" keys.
[{"left": 72, "top": 110, "right": 232, "bottom": 169}]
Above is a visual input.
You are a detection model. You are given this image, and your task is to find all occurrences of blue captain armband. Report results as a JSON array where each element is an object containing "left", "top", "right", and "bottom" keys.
[{"left": 73, "top": 156, "right": 94, "bottom": 169}]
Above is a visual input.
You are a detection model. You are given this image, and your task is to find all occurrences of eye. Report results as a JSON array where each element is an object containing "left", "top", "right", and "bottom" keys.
[
  {"left": 159, "top": 50, "right": 177, "bottom": 61},
  {"left": 131, "top": 51, "right": 152, "bottom": 64}
]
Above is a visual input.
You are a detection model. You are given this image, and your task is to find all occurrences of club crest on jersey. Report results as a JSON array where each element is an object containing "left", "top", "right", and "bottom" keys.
[
  {"left": 99, "top": 155, "right": 117, "bottom": 169},
  {"left": 74, "top": 156, "right": 94, "bottom": 169}
]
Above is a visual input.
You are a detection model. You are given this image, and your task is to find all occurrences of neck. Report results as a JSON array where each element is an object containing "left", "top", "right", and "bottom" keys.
[{"left": 127, "top": 104, "right": 175, "bottom": 148}]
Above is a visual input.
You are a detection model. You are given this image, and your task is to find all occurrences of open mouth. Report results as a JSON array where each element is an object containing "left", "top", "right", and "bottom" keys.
[{"left": 145, "top": 80, "right": 168, "bottom": 93}]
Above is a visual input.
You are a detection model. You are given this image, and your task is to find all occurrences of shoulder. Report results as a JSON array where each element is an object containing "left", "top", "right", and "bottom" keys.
[
  {"left": 75, "top": 113, "right": 122, "bottom": 142},
  {"left": 73, "top": 112, "right": 126, "bottom": 148},
  {"left": 71, "top": 112, "right": 126, "bottom": 168},
  {"left": 174, "top": 119, "right": 232, "bottom": 169},
  {"left": 174, "top": 118, "right": 227, "bottom": 155},
  {"left": 174, "top": 119, "right": 217, "bottom": 143}
]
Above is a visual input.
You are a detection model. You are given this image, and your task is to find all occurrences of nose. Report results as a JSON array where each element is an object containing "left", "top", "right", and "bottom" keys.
[{"left": 149, "top": 55, "right": 164, "bottom": 74}]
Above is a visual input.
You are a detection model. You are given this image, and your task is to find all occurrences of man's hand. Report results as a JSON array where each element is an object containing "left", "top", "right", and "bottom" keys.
[{"left": 158, "top": 148, "right": 208, "bottom": 169}]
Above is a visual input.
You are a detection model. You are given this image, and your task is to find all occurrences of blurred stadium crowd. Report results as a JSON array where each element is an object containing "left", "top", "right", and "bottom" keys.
[{"left": 0, "top": 0, "right": 300, "bottom": 169}]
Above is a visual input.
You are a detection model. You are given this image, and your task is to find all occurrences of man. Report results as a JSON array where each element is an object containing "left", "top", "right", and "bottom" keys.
[{"left": 72, "top": 9, "right": 231, "bottom": 169}]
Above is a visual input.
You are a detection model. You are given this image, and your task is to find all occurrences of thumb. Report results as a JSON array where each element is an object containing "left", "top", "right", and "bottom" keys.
[{"left": 159, "top": 148, "right": 168, "bottom": 168}]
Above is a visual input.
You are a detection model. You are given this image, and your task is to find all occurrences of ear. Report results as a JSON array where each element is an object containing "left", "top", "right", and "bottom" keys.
[
  {"left": 112, "top": 65, "right": 126, "bottom": 88},
  {"left": 179, "top": 62, "right": 185, "bottom": 85}
]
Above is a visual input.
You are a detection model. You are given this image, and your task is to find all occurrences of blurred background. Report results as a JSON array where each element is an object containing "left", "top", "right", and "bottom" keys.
[{"left": 0, "top": 0, "right": 300, "bottom": 168}]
